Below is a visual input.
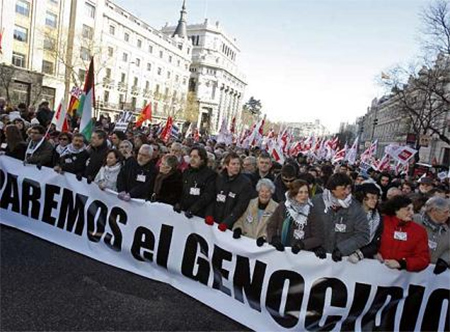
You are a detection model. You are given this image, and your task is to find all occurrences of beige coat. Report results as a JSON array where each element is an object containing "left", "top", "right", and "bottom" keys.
[{"left": 233, "top": 198, "right": 278, "bottom": 239}]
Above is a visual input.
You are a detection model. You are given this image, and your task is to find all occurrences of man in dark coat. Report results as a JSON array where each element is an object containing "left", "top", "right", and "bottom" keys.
[
  {"left": 273, "top": 163, "right": 298, "bottom": 203},
  {"left": 54, "top": 133, "right": 89, "bottom": 177},
  {"left": 176, "top": 146, "right": 216, "bottom": 218},
  {"left": 24, "top": 125, "right": 54, "bottom": 167},
  {"left": 116, "top": 144, "right": 157, "bottom": 200},
  {"left": 206, "top": 152, "right": 253, "bottom": 231},
  {"left": 84, "top": 130, "right": 109, "bottom": 180},
  {"left": 250, "top": 152, "right": 275, "bottom": 188}
]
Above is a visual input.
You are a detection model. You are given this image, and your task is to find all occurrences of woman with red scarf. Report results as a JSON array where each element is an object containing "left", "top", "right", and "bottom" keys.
[{"left": 378, "top": 196, "right": 430, "bottom": 272}]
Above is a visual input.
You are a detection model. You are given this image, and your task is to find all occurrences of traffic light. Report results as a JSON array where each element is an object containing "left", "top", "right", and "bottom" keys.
[{"left": 373, "top": 118, "right": 378, "bottom": 126}]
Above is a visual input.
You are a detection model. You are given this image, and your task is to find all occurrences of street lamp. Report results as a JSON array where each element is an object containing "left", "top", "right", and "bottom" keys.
[{"left": 124, "top": 60, "right": 135, "bottom": 111}]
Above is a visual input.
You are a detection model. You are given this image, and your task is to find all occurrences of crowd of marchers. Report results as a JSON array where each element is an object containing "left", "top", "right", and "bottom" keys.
[{"left": 0, "top": 98, "right": 449, "bottom": 276}]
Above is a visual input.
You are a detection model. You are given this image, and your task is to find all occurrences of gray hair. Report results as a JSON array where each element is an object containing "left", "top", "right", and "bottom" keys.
[
  {"left": 139, "top": 144, "right": 154, "bottom": 157},
  {"left": 244, "top": 156, "right": 257, "bottom": 166},
  {"left": 256, "top": 178, "right": 275, "bottom": 194},
  {"left": 425, "top": 197, "right": 450, "bottom": 213}
]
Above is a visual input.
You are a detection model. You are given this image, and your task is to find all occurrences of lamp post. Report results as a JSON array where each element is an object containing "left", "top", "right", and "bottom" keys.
[{"left": 124, "top": 60, "right": 135, "bottom": 111}]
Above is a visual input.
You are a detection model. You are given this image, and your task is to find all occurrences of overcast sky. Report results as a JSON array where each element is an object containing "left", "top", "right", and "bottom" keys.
[{"left": 115, "top": 0, "right": 430, "bottom": 132}]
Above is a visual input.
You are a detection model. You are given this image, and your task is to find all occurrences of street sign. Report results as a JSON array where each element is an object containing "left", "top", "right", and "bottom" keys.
[{"left": 419, "top": 135, "right": 431, "bottom": 147}]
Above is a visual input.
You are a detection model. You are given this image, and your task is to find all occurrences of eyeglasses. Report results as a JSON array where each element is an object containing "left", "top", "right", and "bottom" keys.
[{"left": 282, "top": 177, "right": 296, "bottom": 183}]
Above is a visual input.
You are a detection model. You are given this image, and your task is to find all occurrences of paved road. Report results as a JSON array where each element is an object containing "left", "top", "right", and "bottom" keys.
[{"left": 0, "top": 225, "right": 248, "bottom": 331}]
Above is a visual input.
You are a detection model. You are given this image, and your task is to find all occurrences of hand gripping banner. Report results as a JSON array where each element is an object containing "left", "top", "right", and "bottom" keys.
[{"left": 0, "top": 156, "right": 448, "bottom": 331}]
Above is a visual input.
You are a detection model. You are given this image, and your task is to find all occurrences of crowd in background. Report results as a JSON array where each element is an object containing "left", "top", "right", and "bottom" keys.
[{"left": 1, "top": 97, "right": 449, "bottom": 276}]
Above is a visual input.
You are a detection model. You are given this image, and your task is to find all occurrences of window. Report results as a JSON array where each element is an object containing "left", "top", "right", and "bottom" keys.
[
  {"left": 104, "top": 91, "right": 109, "bottom": 102},
  {"left": 122, "top": 52, "right": 128, "bottom": 62},
  {"left": 175, "top": 75, "right": 179, "bottom": 82},
  {"left": 45, "top": 11, "right": 57, "bottom": 28},
  {"left": 157, "top": 67, "right": 162, "bottom": 75},
  {"left": 80, "top": 46, "right": 90, "bottom": 61},
  {"left": 120, "top": 73, "right": 126, "bottom": 83},
  {"left": 15, "top": 0, "right": 30, "bottom": 16},
  {"left": 155, "top": 84, "right": 160, "bottom": 94},
  {"left": 108, "top": 46, "right": 114, "bottom": 57},
  {"left": 135, "top": 58, "right": 140, "bottom": 67},
  {"left": 82, "top": 24, "right": 93, "bottom": 39},
  {"left": 177, "top": 59, "right": 180, "bottom": 67},
  {"left": 145, "top": 81, "right": 150, "bottom": 89},
  {"left": 137, "top": 39, "right": 142, "bottom": 48},
  {"left": 133, "top": 77, "right": 138, "bottom": 86},
  {"left": 146, "top": 63, "right": 151, "bottom": 71},
  {"left": 12, "top": 52, "right": 26, "bottom": 67},
  {"left": 109, "top": 25, "right": 115, "bottom": 35},
  {"left": 85, "top": 2, "right": 95, "bottom": 18},
  {"left": 159, "top": 50, "right": 163, "bottom": 58},
  {"left": 124, "top": 32, "right": 129, "bottom": 42},
  {"left": 105, "top": 68, "right": 111, "bottom": 78},
  {"left": 13, "top": 26, "right": 28, "bottom": 42},
  {"left": 167, "top": 71, "right": 171, "bottom": 79},
  {"left": 42, "top": 60, "right": 54, "bottom": 75},
  {"left": 169, "top": 55, "right": 172, "bottom": 63},
  {"left": 148, "top": 45, "right": 153, "bottom": 53},
  {"left": 164, "top": 87, "right": 169, "bottom": 96},
  {"left": 49, "top": 0, "right": 58, "bottom": 4},
  {"left": 44, "top": 36, "right": 55, "bottom": 50},
  {"left": 79, "top": 69, "right": 86, "bottom": 82}
]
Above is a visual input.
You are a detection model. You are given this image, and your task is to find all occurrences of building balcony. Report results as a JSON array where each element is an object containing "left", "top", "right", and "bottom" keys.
[
  {"left": 131, "top": 86, "right": 140, "bottom": 96},
  {"left": 143, "top": 89, "right": 152, "bottom": 98},
  {"left": 97, "top": 101, "right": 119, "bottom": 110},
  {"left": 117, "top": 82, "right": 127, "bottom": 92}
]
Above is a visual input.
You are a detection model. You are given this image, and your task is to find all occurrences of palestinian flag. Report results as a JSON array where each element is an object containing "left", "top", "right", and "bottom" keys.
[{"left": 78, "top": 57, "right": 95, "bottom": 140}]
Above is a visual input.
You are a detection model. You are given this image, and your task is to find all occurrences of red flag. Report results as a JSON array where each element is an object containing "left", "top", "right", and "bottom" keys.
[
  {"left": 230, "top": 117, "right": 236, "bottom": 134},
  {"left": 135, "top": 102, "right": 152, "bottom": 128},
  {"left": 160, "top": 116, "right": 174, "bottom": 142},
  {"left": 193, "top": 128, "right": 200, "bottom": 142},
  {"left": 0, "top": 27, "right": 4, "bottom": 54}
]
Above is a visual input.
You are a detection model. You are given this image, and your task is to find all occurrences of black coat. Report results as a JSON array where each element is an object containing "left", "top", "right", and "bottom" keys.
[
  {"left": 84, "top": 142, "right": 109, "bottom": 179},
  {"left": 180, "top": 165, "right": 217, "bottom": 217},
  {"left": 57, "top": 150, "right": 90, "bottom": 176},
  {"left": 116, "top": 157, "right": 156, "bottom": 199},
  {"left": 207, "top": 172, "right": 253, "bottom": 229},
  {"left": 250, "top": 170, "right": 275, "bottom": 188},
  {"left": 151, "top": 171, "right": 183, "bottom": 206},
  {"left": 5, "top": 142, "right": 27, "bottom": 160},
  {"left": 273, "top": 174, "right": 289, "bottom": 203}
]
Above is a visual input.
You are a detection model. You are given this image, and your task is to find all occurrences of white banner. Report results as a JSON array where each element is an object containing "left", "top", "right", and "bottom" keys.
[{"left": 0, "top": 156, "right": 448, "bottom": 331}]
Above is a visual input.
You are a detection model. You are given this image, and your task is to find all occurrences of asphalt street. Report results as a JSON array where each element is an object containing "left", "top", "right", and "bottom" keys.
[{"left": 0, "top": 225, "right": 248, "bottom": 331}]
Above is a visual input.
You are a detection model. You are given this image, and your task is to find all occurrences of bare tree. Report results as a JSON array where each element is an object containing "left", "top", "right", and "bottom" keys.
[
  {"left": 420, "top": 0, "right": 450, "bottom": 57},
  {"left": 0, "top": 64, "right": 17, "bottom": 102}
]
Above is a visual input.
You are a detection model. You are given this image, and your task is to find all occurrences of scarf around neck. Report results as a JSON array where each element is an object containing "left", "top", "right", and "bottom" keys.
[
  {"left": 60, "top": 143, "right": 86, "bottom": 157},
  {"left": 322, "top": 189, "right": 352, "bottom": 213},
  {"left": 367, "top": 209, "right": 381, "bottom": 242},
  {"left": 284, "top": 192, "right": 312, "bottom": 227}
]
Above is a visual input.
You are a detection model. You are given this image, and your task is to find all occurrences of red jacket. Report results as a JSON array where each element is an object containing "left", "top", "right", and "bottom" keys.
[{"left": 379, "top": 215, "right": 430, "bottom": 272}]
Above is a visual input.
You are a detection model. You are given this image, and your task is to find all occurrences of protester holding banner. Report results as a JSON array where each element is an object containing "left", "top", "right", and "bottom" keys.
[
  {"left": 149, "top": 154, "right": 182, "bottom": 206},
  {"left": 84, "top": 130, "right": 109, "bottom": 181},
  {"left": 232, "top": 178, "right": 278, "bottom": 242},
  {"left": 94, "top": 149, "right": 123, "bottom": 191},
  {"left": 53, "top": 133, "right": 89, "bottom": 177},
  {"left": 378, "top": 195, "right": 430, "bottom": 272},
  {"left": 205, "top": 152, "right": 253, "bottom": 231},
  {"left": 308, "top": 173, "right": 369, "bottom": 260},
  {"left": 266, "top": 179, "right": 324, "bottom": 253},
  {"left": 413, "top": 197, "right": 450, "bottom": 274},
  {"left": 24, "top": 125, "right": 54, "bottom": 167},
  {"left": 348, "top": 183, "right": 383, "bottom": 263},
  {"left": 176, "top": 146, "right": 216, "bottom": 218},
  {"left": 117, "top": 144, "right": 157, "bottom": 200},
  {"left": 1, "top": 124, "right": 27, "bottom": 160}
]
